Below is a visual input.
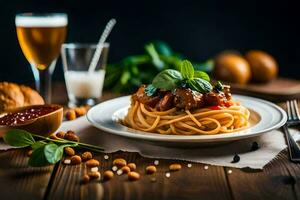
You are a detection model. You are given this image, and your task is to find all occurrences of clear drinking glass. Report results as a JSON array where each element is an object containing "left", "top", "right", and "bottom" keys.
[
  {"left": 15, "top": 13, "right": 68, "bottom": 103},
  {"left": 61, "top": 43, "right": 109, "bottom": 107}
]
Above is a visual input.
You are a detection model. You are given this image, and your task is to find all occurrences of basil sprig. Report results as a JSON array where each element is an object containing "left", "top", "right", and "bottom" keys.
[
  {"left": 3, "top": 129, "right": 104, "bottom": 167},
  {"left": 151, "top": 59, "right": 212, "bottom": 93},
  {"left": 152, "top": 69, "right": 183, "bottom": 90}
]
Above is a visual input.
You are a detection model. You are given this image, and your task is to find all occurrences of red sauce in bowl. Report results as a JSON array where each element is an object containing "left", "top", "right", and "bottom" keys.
[{"left": 0, "top": 105, "right": 60, "bottom": 126}]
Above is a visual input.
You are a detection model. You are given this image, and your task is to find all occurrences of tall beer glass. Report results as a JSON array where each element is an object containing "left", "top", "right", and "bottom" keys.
[{"left": 15, "top": 13, "right": 67, "bottom": 103}]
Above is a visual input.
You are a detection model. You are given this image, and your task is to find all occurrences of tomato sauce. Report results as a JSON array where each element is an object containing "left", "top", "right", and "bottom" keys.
[{"left": 208, "top": 105, "right": 221, "bottom": 110}]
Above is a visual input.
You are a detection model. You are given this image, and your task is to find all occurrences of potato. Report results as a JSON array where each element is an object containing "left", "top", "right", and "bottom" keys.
[
  {"left": 245, "top": 50, "right": 278, "bottom": 83},
  {"left": 213, "top": 52, "right": 251, "bottom": 84}
]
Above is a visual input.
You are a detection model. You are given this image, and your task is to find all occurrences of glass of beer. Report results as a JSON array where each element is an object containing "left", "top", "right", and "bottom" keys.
[{"left": 15, "top": 13, "right": 68, "bottom": 103}]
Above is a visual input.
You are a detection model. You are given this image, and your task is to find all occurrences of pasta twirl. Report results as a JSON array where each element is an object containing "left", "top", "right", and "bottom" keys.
[{"left": 123, "top": 101, "right": 250, "bottom": 135}]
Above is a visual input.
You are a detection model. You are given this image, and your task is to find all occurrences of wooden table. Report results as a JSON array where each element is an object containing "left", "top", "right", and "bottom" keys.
[{"left": 1, "top": 83, "right": 300, "bottom": 200}]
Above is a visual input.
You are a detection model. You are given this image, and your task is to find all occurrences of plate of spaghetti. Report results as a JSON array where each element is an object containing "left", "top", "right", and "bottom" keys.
[{"left": 87, "top": 60, "right": 286, "bottom": 145}]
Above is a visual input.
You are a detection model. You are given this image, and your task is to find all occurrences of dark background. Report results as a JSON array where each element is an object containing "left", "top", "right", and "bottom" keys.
[{"left": 1, "top": 0, "right": 299, "bottom": 84}]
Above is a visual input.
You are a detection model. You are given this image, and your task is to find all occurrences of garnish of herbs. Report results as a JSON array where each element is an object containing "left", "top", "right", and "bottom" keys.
[{"left": 3, "top": 129, "right": 104, "bottom": 167}]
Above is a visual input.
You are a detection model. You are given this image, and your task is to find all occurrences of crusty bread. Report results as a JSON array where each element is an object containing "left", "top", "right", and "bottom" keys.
[{"left": 0, "top": 82, "right": 44, "bottom": 113}]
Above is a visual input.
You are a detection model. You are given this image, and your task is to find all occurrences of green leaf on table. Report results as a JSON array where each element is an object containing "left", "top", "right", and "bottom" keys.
[
  {"left": 31, "top": 141, "right": 47, "bottom": 150},
  {"left": 145, "top": 84, "right": 157, "bottom": 96},
  {"left": 188, "top": 78, "right": 212, "bottom": 93},
  {"left": 194, "top": 71, "right": 210, "bottom": 82},
  {"left": 44, "top": 143, "right": 78, "bottom": 164},
  {"left": 180, "top": 60, "right": 194, "bottom": 80},
  {"left": 28, "top": 146, "right": 50, "bottom": 167},
  {"left": 3, "top": 129, "right": 35, "bottom": 147},
  {"left": 44, "top": 143, "right": 64, "bottom": 164},
  {"left": 152, "top": 69, "right": 183, "bottom": 90}
]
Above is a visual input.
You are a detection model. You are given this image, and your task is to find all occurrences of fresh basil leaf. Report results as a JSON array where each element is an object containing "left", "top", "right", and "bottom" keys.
[
  {"left": 31, "top": 141, "right": 46, "bottom": 150},
  {"left": 44, "top": 143, "right": 64, "bottom": 164},
  {"left": 181, "top": 60, "right": 194, "bottom": 80},
  {"left": 214, "top": 81, "right": 224, "bottom": 92},
  {"left": 28, "top": 146, "right": 50, "bottom": 167},
  {"left": 188, "top": 78, "right": 212, "bottom": 93},
  {"left": 145, "top": 43, "right": 164, "bottom": 70},
  {"left": 194, "top": 71, "right": 210, "bottom": 82},
  {"left": 152, "top": 69, "right": 183, "bottom": 90},
  {"left": 145, "top": 84, "right": 157, "bottom": 96},
  {"left": 3, "top": 129, "right": 35, "bottom": 147}
]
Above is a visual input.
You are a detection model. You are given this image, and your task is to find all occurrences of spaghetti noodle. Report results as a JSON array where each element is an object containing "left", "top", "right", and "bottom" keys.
[{"left": 123, "top": 100, "right": 250, "bottom": 135}]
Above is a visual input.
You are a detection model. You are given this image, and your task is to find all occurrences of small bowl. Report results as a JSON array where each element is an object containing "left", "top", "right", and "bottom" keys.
[{"left": 0, "top": 104, "right": 63, "bottom": 137}]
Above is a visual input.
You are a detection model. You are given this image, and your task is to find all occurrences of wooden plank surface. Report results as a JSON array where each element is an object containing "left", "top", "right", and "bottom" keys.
[
  {"left": 226, "top": 150, "right": 299, "bottom": 200},
  {"left": 47, "top": 152, "right": 232, "bottom": 200},
  {"left": 0, "top": 148, "right": 53, "bottom": 200}
]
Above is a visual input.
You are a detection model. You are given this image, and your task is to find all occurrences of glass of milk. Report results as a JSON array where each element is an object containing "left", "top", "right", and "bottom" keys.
[{"left": 61, "top": 43, "right": 109, "bottom": 107}]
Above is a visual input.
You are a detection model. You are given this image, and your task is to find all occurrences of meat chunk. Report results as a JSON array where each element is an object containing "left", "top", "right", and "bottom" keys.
[
  {"left": 174, "top": 88, "right": 204, "bottom": 110},
  {"left": 156, "top": 92, "right": 174, "bottom": 111},
  {"left": 132, "top": 85, "right": 160, "bottom": 107},
  {"left": 204, "top": 91, "right": 228, "bottom": 106}
]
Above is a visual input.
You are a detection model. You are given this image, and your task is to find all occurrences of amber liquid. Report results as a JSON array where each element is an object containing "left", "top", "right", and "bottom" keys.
[{"left": 16, "top": 26, "right": 67, "bottom": 70}]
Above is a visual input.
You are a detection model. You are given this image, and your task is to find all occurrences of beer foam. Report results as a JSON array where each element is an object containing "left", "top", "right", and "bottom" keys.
[{"left": 15, "top": 15, "right": 68, "bottom": 27}]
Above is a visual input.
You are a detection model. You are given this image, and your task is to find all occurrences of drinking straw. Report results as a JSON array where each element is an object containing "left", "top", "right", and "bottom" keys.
[{"left": 88, "top": 18, "right": 116, "bottom": 73}]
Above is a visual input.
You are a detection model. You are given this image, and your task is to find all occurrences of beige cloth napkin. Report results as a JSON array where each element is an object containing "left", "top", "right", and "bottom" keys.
[{"left": 1, "top": 116, "right": 296, "bottom": 169}]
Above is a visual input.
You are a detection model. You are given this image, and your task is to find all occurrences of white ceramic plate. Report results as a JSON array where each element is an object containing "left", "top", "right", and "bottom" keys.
[{"left": 87, "top": 95, "right": 287, "bottom": 146}]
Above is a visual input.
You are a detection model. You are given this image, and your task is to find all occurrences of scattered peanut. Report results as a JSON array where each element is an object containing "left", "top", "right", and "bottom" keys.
[
  {"left": 154, "top": 160, "right": 159, "bottom": 166},
  {"left": 169, "top": 163, "right": 182, "bottom": 171},
  {"left": 146, "top": 165, "right": 157, "bottom": 174},
  {"left": 64, "top": 147, "right": 75, "bottom": 156},
  {"left": 74, "top": 107, "right": 87, "bottom": 117},
  {"left": 121, "top": 166, "right": 131, "bottom": 174},
  {"left": 204, "top": 165, "right": 209, "bottom": 170},
  {"left": 113, "top": 158, "right": 127, "bottom": 167},
  {"left": 27, "top": 149, "right": 33, "bottom": 157},
  {"left": 82, "top": 174, "right": 90, "bottom": 184},
  {"left": 86, "top": 159, "right": 100, "bottom": 167},
  {"left": 66, "top": 130, "right": 76, "bottom": 135},
  {"left": 127, "top": 163, "right": 136, "bottom": 171},
  {"left": 81, "top": 151, "right": 93, "bottom": 161},
  {"left": 103, "top": 170, "right": 114, "bottom": 180},
  {"left": 150, "top": 177, "right": 157, "bottom": 182},
  {"left": 64, "top": 131, "right": 79, "bottom": 142},
  {"left": 49, "top": 134, "right": 60, "bottom": 140},
  {"left": 128, "top": 171, "right": 140, "bottom": 181},
  {"left": 70, "top": 155, "right": 82, "bottom": 165},
  {"left": 88, "top": 171, "right": 101, "bottom": 180},
  {"left": 187, "top": 163, "right": 192, "bottom": 168},
  {"left": 104, "top": 155, "right": 109, "bottom": 160},
  {"left": 56, "top": 131, "right": 66, "bottom": 139},
  {"left": 66, "top": 109, "right": 76, "bottom": 120}
]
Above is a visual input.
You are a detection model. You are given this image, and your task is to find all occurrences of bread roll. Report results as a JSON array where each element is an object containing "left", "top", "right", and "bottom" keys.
[{"left": 0, "top": 82, "right": 44, "bottom": 113}]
